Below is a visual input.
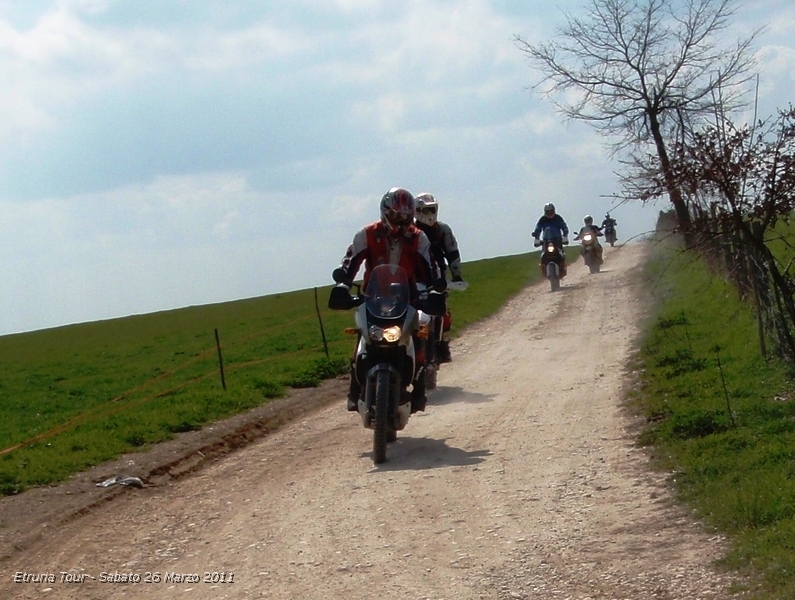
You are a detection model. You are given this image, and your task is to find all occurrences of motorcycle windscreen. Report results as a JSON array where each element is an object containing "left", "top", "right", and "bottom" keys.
[{"left": 365, "top": 264, "right": 410, "bottom": 319}]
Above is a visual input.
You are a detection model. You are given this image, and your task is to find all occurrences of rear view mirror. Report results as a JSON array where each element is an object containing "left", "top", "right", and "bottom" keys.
[{"left": 328, "top": 285, "right": 355, "bottom": 310}]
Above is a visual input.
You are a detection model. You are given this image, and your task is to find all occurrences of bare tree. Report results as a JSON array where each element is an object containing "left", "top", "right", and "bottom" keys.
[
  {"left": 637, "top": 107, "right": 795, "bottom": 359},
  {"left": 515, "top": 0, "right": 761, "bottom": 244}
]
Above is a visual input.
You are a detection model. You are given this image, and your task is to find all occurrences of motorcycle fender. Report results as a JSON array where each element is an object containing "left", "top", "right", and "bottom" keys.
[
  {"left": 361, "top": 364, "right": 401, "bottom": 429},
  {"left": 546, "top": 262, "right": 559, "bottom": 279}
]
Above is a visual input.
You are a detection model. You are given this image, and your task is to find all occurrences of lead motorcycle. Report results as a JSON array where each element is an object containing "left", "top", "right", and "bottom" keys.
[
  {"left": 535, "top": 226, "right": 568, "bottom": 292},
  {"left": 329, "top": 264, "right": 445, "bottom": 465}
]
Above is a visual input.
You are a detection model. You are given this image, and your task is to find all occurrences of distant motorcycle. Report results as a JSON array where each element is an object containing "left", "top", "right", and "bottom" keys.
[
  {"left": 576, "top": 228, "right": 602, "bottom": 274},
  {"left": 329, "top": 264, "right": 445, "bottom": 465},
  {"left": 535, "top": 226, "right": 568, "bottom": 292},
  {"left": 603, "top": 222, "right": 617, "bottom": 247}
]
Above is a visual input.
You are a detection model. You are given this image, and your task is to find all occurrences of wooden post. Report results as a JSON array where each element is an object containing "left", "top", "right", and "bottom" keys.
[
  {"left": 214, "top": 328, "right": 227, "bottom": 390},
  {"left": 314, "top": 287, "right": 329, "bottom": 359}
]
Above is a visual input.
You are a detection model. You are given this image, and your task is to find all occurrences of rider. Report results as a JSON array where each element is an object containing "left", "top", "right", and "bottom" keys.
[
  {"left": 602, "top": 212, "right": 617, "bottom": 240},
  {"left": 532, "top": 203, "right": 570, "bottom": 276},
  {"left": 413, "top": 192, "right": 463, "bottom": 363},
  {"left": 333, "top": 187, "right": 442, "bottom": 414},
  {"left": 574, "top": 215, "right": 604, "bottom": 263}
]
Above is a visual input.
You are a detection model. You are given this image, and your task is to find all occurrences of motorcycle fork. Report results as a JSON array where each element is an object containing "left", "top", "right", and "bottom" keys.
[{"left": 363, "top": 364, "right": 402, "bottom": 429}]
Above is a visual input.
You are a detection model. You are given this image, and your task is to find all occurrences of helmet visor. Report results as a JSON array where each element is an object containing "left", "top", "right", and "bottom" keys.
[
  {"left": 385, "top": 209, "right": 412, "bottom": 226},
  {"left": 418, "top": 206, "right": 437, "bottom": 216}
]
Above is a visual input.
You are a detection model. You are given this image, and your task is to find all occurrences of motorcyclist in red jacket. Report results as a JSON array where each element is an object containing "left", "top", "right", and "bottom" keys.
[{"left": 333, "top": 187, "right": 442, "bottom": 413}]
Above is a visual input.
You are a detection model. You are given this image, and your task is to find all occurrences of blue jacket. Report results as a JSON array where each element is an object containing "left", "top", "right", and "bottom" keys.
[{"left": 532, "top": 214, "right": 569, "bottom": 239}]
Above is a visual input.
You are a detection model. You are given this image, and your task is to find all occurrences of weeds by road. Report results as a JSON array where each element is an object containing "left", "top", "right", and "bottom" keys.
[{"left": 631, "top": 238, "right": 795, "bottom": 599}]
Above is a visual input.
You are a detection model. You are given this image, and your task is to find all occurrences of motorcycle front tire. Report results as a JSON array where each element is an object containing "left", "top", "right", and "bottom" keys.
[
  {"left": 373, "top": 369, "right": 392, "bottom": 464},
  {"left": 546, "top": 263, "right": 560, "bottom": 292}
]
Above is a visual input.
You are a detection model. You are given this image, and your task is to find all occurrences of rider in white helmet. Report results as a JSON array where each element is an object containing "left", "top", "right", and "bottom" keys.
[
  {"left": 414, "top": 192, "right": 463, "bottom": 363},
  {"left": 574, "top": 214, "right": 604, "bottom": 263}
]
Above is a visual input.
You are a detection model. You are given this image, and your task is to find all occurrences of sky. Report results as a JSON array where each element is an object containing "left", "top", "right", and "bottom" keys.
[{"left": 1, "top": 0, "right": 793, "bottom": 335}]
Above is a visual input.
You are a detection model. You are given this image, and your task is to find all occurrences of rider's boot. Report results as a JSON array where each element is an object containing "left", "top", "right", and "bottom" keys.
[
  {"left": 410, "top": 376, "right": 427, "bottom": 413},
  {"left": 437, "top": 341, "right": 452, "bottom": 363}
]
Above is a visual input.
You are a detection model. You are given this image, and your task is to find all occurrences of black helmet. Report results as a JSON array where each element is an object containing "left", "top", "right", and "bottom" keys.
[{"left": 544, "top": 203, "right": 555, "bottom": 217}]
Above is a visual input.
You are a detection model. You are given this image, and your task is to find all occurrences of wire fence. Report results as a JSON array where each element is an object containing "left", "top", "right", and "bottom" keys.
[{"left": 0, "top": 299, "right": 349, "bottom": 457}]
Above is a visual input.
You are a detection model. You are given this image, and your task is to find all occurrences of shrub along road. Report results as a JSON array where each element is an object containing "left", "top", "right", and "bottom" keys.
[{"left": 0, "top": 242, "right": 745, "bottom": 599}]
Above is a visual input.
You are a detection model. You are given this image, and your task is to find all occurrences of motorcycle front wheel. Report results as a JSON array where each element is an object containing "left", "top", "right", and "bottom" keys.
[
  {"left": 373, "top": 368, "right": 391, "bottom": 464},
  {"left": 546, "top": 263, "right": 560, "bottom": 292}
]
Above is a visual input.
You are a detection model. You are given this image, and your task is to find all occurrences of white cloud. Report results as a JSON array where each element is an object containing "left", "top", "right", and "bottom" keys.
[{"left": 0, "top": 0, "right": 789, "bottom": 333}]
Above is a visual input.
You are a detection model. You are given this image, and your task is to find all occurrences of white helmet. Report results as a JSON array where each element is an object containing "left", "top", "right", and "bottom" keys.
[{"left": 415, "top": 192, "right": 439, "bottom": 226}]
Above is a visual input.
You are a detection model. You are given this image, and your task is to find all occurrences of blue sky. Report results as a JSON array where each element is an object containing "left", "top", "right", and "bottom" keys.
[{"left": 1, "top": 0, "right": 793, "bottom": 335}]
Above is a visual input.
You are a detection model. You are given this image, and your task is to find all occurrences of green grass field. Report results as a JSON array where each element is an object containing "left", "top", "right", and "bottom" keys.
[
  {"left": 0, "top": 251, "right": 546, "bottom": 494},
  {"left": 632, "top": 237, "right": 795, "bottom": 600}
]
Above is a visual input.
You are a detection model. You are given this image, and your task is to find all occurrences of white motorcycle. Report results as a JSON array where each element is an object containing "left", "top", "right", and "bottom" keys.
[
  {"left": 576, "top": 228, "right": 603, "bottom": 274},
  {"left": 329, "top": 264, "right": 446, "bottom": 464}
]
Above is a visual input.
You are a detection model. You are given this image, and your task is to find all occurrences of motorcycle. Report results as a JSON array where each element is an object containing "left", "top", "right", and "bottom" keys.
[
  {"left": 603, "top": 222, "right": 617, "bottom": 247},
  {"left": 535, "top": 226, "right": 568, "bottom": 292},
  {"left": 329, "top": 264, "right": 446, "bottom": 464},
  {"left": 576, "top": 228, "right": 603, "bottom": 274},
  {"left": 420, "top": 279, "right": 468, "bottom": 391}
]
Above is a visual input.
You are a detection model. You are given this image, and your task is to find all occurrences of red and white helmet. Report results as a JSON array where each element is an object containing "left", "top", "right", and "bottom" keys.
[
  {"left": 380, "top": 187, "right": 415, "bottom": 236},
  {"left": 414, "top": 192, "right": 439, "bottom": 226}
]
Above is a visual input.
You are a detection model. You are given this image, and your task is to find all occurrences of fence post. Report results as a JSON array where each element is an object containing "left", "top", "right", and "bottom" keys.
[
  {"left": 214, "top": 328, "right": 227, "bottom": 390},
  {"left": 314, "top": 287, "right": 330, "bottom": 359}
]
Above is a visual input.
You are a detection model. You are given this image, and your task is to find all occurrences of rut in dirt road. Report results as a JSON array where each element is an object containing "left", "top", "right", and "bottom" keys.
[{"left": 1, "top": 243, "right": 743, "bottom": 600}]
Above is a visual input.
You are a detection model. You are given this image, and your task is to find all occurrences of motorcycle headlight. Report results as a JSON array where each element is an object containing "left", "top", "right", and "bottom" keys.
[
  {"left": 369, "top": 325, "right": 402, "bottom": 343},
  {"left": 583, "top": 234, "right": 593, "bottom": 242},
  {"left": 546, "top": 244, "right": 556, "bottom": 253}
]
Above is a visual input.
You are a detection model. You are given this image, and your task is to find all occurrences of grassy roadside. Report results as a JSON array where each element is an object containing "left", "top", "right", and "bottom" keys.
[
  {"left": 0, "top": 250, "right": 545, "bottom": 494},
  {"left": 630, "top": 238, "right": 795, "bottom": 600}
]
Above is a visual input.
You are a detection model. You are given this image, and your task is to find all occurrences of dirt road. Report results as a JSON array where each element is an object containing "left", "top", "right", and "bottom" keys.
[{"left": 1, "top": 242, "right": 742, "bottom": 599}]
